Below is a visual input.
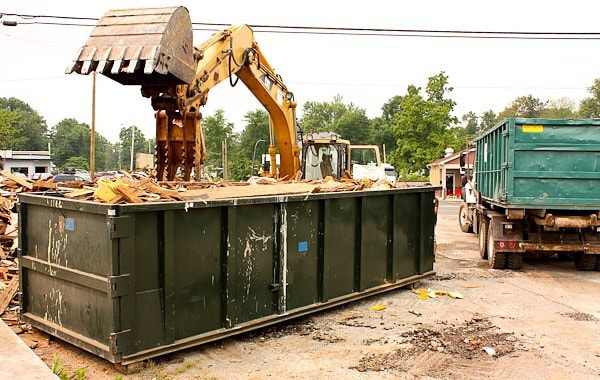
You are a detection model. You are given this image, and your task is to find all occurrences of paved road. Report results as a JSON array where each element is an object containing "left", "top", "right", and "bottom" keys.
[{"left": 438, "top": 199, "right": 459, "bottom": 216}]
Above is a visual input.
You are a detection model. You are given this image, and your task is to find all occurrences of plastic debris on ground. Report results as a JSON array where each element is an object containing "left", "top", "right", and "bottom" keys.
[{"left": 412, "top": 289, "right": 464, "bottom": 300}]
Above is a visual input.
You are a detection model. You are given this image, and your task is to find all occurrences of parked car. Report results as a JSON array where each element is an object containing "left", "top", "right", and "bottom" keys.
[{"left": 53, "top": 174, "right": 85, "bottom": 183}]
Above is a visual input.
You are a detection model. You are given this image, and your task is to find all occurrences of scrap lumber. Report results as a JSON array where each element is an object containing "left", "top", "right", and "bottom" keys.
[
  {"left": 0, "top": 170, "right": 33, "bottom": 190},
  {"left": 0, "top": 275, "right": 18, "bottom": 314},
  {"left": 64, "top": 188, "right": 95, "bottom": 199},
  {"left": 114, "top": 185, "right": 143, "bottom": 203},
  {"left": 32, "top": 181, "right": 57, "bottom": 190}
]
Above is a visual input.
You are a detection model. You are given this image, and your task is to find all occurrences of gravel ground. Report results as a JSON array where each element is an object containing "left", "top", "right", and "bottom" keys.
[{"left": 32, "top": 200, "right": 600, "bottom": 379}]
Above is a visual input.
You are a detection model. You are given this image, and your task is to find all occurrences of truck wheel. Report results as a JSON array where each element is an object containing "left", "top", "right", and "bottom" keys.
[
  {"left": 487, "top": 220, "right": 507, "bottom": 269},
  {"left": 459, "top": 202, "right": 473, "bottom": 233},
  {"left": 479, "top": 217, "right": 488, "bottom": 259},
  {"left": 574, "top": 253, "right": 597, "bottom": 271},
  {"left": 507, "top": 253, "right": 523, "bottom": 270}
]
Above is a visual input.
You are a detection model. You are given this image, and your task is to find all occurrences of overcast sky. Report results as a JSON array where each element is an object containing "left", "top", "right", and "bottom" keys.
[{"left": 1, "top": 0, "right": 599, "bottom": 142}]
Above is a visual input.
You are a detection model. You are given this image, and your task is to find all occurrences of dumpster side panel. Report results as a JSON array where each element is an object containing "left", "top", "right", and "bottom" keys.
[
  {"left": 393, "top": 193, "right": 420, "bottom": 279},
  {"left": 323, "top": 197, "right": 357, "bottom": 300},
  {"left": 25, "top": 204, "right": 110, "bottom": 277},
  {"left": 227, "top": 204, "right": 278, "bottom": 325},
  {"left": 418, "top": 191, "right": 436, "bottom": 274},
  {"left": 170, "top": 207, "right": 224, "bottom": 339},
  {"left": 24, "top": 271, "right": 112, "bottom": 345},
  {"left": 360, "top": 196, "right": 391, "bottom": 290},
  {"left": 285, "top": 201, "right": 320, "bottom": 311},
  {"left": 117, "top": 211, "right": 166, "bottom": 356},
  {"left": 20, "top": 202, "right": 113, "bottom": 349}
]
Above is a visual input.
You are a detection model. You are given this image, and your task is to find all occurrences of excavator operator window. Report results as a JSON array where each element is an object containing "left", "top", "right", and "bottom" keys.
[
  {"left": 350, "top": 148, "right": 377, "bottom": 174},
  {"left": 304, "top": 144, "right": 340, "bottom": 180}
]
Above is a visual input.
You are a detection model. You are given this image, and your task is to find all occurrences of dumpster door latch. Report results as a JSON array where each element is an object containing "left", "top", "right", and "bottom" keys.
[
  {"left": 110, "top": 329, "right": 132, "bottom": 355},
  {"left": 109, "top": 274, "right": 132, "bottom": 298},
  {"left": 109, "top": 216, "right": 133, "bottom": 239}
]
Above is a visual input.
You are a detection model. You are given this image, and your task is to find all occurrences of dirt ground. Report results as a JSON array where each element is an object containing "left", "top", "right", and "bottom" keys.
[{"left": 30, "top": 200, "right": 600, "bottom": 379}]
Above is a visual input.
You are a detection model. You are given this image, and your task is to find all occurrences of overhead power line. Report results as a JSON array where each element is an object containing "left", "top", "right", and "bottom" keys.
[{"left": 2, "top": 12, "right": 600, "bottom": 40}]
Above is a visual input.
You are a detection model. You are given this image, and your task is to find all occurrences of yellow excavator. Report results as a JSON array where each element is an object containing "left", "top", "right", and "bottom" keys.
[{"left": 66, "top": 6, "right": 300, "bottom": 181}]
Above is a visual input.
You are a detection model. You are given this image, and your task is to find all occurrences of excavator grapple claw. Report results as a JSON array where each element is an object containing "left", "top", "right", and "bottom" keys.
[{"left": 66, "top": 6, "right": 195, "bottom": 86}]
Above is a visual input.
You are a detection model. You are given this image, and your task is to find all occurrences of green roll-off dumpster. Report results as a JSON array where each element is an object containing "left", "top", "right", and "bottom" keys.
[{"left": 18, "top": 187, "right": 436, "bottom": 365}]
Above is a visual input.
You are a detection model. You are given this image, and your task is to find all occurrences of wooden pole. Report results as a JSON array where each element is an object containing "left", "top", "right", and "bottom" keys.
[
  {"left": 222, "top": 138, "right": 228, "bottom": 180},
  {"left": 90, "top": 72, "right": 96, "bottom": 180},
  {"left": 130, "top": 125, "right": 135, "bottom": 171}
]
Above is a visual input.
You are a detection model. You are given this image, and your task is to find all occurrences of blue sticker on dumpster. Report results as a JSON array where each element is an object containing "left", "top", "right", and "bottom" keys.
[
  {"left": 298, "top": 241, "right": 308, "bottom": 252},
  {"left": 65, "top": 218, "right": 75, "bottom": 231}
]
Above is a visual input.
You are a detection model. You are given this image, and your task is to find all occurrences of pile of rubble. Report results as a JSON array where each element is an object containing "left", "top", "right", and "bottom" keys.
[
  {"left": 0, "top": 181, "right": 18, "bottom": 324},
  {"left": 2, "top": 169, "right": 419, "bottom": 205}
]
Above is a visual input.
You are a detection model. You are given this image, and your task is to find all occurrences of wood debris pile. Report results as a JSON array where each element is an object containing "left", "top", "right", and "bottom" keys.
[
  {"left": 0, "top": 190, "right": 18, "bottom": 324},
  {"left": 2, "top": 168, "right": 427, "bottom": 205}
]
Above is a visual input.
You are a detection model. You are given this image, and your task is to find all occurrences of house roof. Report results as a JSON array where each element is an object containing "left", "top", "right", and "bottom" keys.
[{"left": 427, "top": 148, "right": 475, "bottom": 168}]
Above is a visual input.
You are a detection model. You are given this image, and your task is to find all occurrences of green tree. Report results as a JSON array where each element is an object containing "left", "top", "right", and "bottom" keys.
[
  {"left": 460, "top": 111, "right": 479, "bottom": 138},
  {"left": 229, "top": 109, "right": 271, "bottom": 180},
  {"left": 0, "top": 97, "right": 48, "bottom": 150},
  {"left": 118, "top": 126, "right": 147, "bottom": 170},
  {"left": 62, "top": 156, "right": 89, "bottom": 171},
  {"left": 0, "top": 108, "right": 21, "bottom": 149},
  {"left": 479, "top": 109, "right": 498, "bottom": 132},
  {"left": 578, "top": 79, "right": 600, "bottom": 117},
  {"left": 300, "top": 95, "right": 348, "bottom": 133},
  {"left": 543, "top": 97, "right": 577, "bottom": 118},
  {"left": 368, "top": 117, "right": 396, "bottom": 162},
  {"left": 203, "top": 110, "right": 235, "bottom": 167},
  {"left": 388, "top": 72, "right": 459, "bottom": 174},
  {"left": 51, "top": 118, "right": 91, "bottom": 169},
  {"left": 300, "top": 95, "right": 371, "bottom": 144},
  {"left": 498, "top": 95, "right": 547, "bottom": 119}
]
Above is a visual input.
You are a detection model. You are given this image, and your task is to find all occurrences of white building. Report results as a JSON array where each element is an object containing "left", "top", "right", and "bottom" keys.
[{"left": 0, "top": 150, "right": 53, "bottom": 179}]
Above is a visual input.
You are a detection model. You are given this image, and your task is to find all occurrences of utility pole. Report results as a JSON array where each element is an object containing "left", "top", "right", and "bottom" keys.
[
  {"left": 130, "top": 125, "right": 135, "bottom": 171},
  {"left": 90, "top": 72, "right": 96, "bottom": 179},
  {"left": 222, "top": 138, "right": 228, "bottom": 180}
]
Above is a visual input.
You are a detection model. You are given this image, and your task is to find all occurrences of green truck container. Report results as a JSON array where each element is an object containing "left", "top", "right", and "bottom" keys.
[
  {"left": 458, "top": 118, "right": 600, "bottom": 271},
  {"left": 18, "top": 187, "right": 436, "bottom": 367}
]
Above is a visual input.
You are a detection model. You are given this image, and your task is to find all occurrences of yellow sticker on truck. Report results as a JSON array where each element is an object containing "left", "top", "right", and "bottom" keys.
[{"left": 522, "top": 124, "right": 544, "bottom": 132}]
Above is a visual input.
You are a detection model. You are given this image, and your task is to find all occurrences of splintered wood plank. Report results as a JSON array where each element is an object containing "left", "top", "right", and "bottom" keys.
[
  {"left": 33, "top": 181, "right": 57, "bottom": 189},
  {"left": 0, "top": 171, "right": 33, "bottom": 190},
  {"left": 64, "top": 188, "right": 95, "bottom": 199},
  {"left": 0, "top": 275, "right": 18, "bottom": 313},
  {"left": 114, "top": 185, "right": 143, "bottom": 203}
]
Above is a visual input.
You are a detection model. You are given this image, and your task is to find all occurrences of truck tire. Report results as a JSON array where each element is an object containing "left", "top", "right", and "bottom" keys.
[
  {"left": 459, "top": 202, "right": 473, "bottom": 233},
  {"left": 479, "top": 216, "right": 488, "bottom": 259},
  {"left": 487, "top": 219, "right": 507, "bottom": 269},
  {"left": 575, "top": 253, "right": 597, "bottom": 271},
  {"left": 507, "top": 253, "right": 523, "bottom": 270}
]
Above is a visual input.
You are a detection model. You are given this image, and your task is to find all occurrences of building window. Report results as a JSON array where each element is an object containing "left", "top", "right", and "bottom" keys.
[
  {"left": 11, "top": 167, "right": 29, "bottom": 176},
  {"left": 35, "top": 166, "right": 47, "bottom": 173}
]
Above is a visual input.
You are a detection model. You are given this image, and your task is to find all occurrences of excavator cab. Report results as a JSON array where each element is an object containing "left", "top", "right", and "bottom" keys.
[{"left": 302, "top": 132, "right": 349, "bottom": 181}]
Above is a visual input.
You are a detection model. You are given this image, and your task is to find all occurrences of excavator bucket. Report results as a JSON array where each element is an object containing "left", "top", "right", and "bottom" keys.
[
  {"left": 66, "top": 6, "right": 206, "bottom": 180},
  {"left": 66, "top": 6, "right": 195, "bottom": 85}
]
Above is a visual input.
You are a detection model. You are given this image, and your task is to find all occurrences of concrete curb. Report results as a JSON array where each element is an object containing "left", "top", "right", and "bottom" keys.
[{"left": 0, "top": 319, "right": 55, "bottom": 379}]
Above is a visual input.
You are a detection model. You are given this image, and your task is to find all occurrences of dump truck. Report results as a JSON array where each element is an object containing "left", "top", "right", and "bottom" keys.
[
  {"left": 18, "top": 6, "right": 437, "bottom": 368},
  {"left": 458, "top": 118, "right": 600, "bottom": 271}
]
